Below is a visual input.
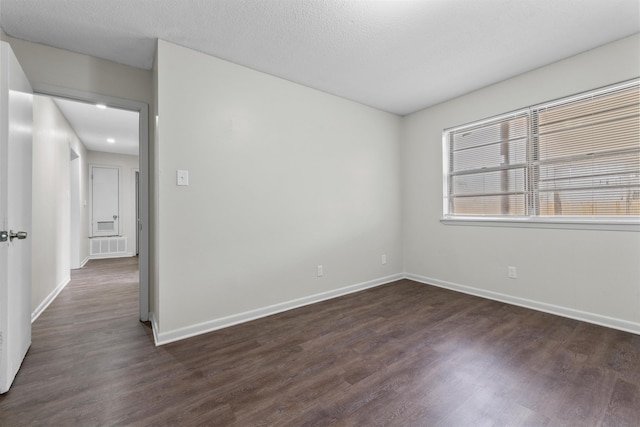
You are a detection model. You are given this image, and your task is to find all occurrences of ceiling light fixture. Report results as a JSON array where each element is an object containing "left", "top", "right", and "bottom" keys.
[
  {"left": 107, "top": 138, "right": 115, "bottom": 143},
  {"left": 96, "top": 104, "right": 107, "bottom": 109}
]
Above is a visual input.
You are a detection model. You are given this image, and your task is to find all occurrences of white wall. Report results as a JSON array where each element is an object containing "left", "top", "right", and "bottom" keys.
[
  {"left": 403, "top": 34, "right": 640, "bottom": 332},
  {"left": 86, "top": 151, "right": 139, "bottom": 256},
  {"left": 155, "top": 40, "right": 402, "bottom": 340},
  {"left": 32, "top": 95, "right": 88, "bottom": 316}
]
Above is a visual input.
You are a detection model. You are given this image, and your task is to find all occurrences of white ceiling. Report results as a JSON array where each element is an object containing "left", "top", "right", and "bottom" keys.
[
  {"left": 52, "top": 98, "right": 139, "bottom": 156},
  {"left": 2, "top": 0, "right": 639, "bottom": 115}
]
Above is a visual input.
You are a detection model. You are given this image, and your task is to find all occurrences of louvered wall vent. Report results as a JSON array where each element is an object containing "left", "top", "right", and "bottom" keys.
[{"left": 90, "top": 237, "right": 127, "bottom": 257}]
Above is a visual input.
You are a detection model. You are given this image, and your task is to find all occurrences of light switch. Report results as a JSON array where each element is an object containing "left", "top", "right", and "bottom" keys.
[{"left": 177, "top": 169, "right": 189, "bottom": 186}]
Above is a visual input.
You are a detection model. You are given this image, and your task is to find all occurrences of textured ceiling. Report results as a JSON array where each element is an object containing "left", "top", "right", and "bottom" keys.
[
  {"left": 2, "top": 0, "right": 639, "bottom": 115},
  {"left": 53, "top": 98, "right": 139, "bottom": 156}
]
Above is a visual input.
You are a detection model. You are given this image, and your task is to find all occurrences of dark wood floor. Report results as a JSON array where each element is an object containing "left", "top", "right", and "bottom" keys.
[{"left": 1, "top": 258, "right": 638, "bottom": 426}]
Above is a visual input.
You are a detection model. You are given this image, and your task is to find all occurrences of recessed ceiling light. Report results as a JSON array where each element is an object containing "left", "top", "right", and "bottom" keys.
[
  {"left": 107, "top": 138, "right": 115, "bottom": 143},
  {"left": 96, "top": 104, "right": 107, "bottom": 109}
]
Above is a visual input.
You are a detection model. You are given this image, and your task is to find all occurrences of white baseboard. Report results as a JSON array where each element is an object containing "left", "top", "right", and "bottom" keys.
[
  {"left": 31, "top": 276, "right": 70, "bottom": 323},
  {"left": 80, "top": 256, "right": 90, "bottom": 268},
  {"left": 405, "top": 273, "right": 640, "bottom": 336},
  {"left": 150, "top": 312, "right": 160, "bottom": 346},
  {"left": 155, "top": 273, "right": 404, "bottom": 346},
  {"left": 154, "top": 271, "right": 639, "bottom": 346},
  {"left": 88, "top": 252, "right": 134, "bottom": 260}
]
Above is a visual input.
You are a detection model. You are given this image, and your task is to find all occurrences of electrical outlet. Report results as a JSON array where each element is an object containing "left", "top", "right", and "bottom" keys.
[
  {"left": 176, "top": 169, "right": 189, "bottom": 186},
  {"left": 381, "top": 254, "right": 387, "bottom": 265},
  {"left": 508, "top": 266, "right": 517, "bottom": 279},
  {"left": 317, "top": 265, "right": 323, "bottom": 277}
]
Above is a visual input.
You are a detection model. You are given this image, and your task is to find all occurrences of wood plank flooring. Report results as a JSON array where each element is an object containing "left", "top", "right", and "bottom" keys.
[{"left": 1, "top": 257, "right": 639, "bottom": 426}]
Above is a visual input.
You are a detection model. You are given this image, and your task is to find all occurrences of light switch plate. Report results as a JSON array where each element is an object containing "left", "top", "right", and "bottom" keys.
[{"left": 177, "top": 169, "right": 189, "bottom": 186}]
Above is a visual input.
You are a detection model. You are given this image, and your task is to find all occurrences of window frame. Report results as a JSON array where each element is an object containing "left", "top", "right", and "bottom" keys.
[{"left": 441, "top": 79, "right": 640, "bottom": 232}]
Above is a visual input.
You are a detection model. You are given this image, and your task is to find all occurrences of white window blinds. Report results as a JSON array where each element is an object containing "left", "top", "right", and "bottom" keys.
[
  {"left": 447, "top": 111, "right": 529, "bottom": 216},
  {"left": 444, "top": 80, "right": 640, "bottom": 220}
]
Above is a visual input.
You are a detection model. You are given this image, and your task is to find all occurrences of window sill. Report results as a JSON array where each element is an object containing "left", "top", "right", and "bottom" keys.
[{"left": 440, "top": 216, "right": 640, "bottom": 232}]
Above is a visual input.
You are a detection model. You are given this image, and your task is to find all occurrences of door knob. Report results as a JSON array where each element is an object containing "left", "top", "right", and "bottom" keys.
[
  {"left": 0, "top": 230, "right": 7, "bottom": 242},
  {"left": 9, "top": 230, "right": 27, "bottom": 242}
]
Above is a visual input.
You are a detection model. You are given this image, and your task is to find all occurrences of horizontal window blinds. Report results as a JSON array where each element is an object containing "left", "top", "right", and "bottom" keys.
[
  {"left": 533, "top": 85, "right": 639, "bottom": 216},
  {"left": 448, "top": 112, "right": 529, "bottom": 216},
  {"left": 445, "top": 80, "right": 640, "bottom": 219}
]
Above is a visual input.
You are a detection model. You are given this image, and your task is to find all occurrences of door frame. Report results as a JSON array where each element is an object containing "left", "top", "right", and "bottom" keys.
[
  {"left": 69, "top": 146, "right": 81, "bottom": 269},
  {"left": 133, "top": 168, "right": 139, "bottom": 256},
  {"left": 34, "top": 84, "right": 150, "bottom": 322}
]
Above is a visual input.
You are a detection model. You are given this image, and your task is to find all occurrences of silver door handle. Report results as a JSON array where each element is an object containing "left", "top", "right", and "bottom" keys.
[
  {"left": 0, "top": 230, "right": 7, "bottom": 242},
  {"left": 9, "top": 230, "right": 27, "bottom": 241},
  {"left": 113, "top": 215, "right": 118, "bottom": 220}
]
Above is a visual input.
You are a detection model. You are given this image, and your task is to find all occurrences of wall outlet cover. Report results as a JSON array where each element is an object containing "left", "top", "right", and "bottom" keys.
[{"left": 177, "top": 169, "right": 189, "bottom": 186}]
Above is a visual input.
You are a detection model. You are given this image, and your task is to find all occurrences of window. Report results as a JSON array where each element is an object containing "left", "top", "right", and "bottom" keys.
[{"left": 443, "top": 80, "right": 640, "bottom": 229}]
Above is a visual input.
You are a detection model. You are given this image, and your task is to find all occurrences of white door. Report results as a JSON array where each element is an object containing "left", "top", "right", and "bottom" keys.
[
  {"left": 91, "top": 165, "right": 120, "bottom": 236},
  {"left": 0, "top": 42, "right": 33, "bottom": 394}
]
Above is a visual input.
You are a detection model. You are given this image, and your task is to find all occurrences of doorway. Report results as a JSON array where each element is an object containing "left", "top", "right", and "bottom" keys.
[{"left": 38, "top": 89, "right": 149, "bottom": 322}]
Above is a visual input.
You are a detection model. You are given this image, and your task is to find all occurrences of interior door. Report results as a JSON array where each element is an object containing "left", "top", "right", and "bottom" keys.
[
  {"left": 0, "top": 42, "right": 33, "bottom": 394},
  {"left": 91, "top": 165, "right": 120, "bottom": 236}
]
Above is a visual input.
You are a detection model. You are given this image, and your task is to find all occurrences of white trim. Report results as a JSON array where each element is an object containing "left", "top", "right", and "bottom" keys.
[
  {"left": 79, "top": 256, "right": 90, "bottom": 268},
  {"left": 137, "top": 105, "right": 149, "bottom": 322},
  {"left": 154, "top": 274, "right": 404, "bottom": 346},
  {"left": 88, "top": 252, "right": 134, "bottom": 260},
  {"left": 31, "top": 276, "right": 70, "bottom": 323},
  {"left": 154, "top": 270, "right": 639, "bottom": 346},
  {"left": 405, "top": 273, "right": 640, "bottom": 336},
  {"left": 69, "top": 145, "right": 82, "bottom": 270},
  {"left": 132, "top": 168, "right": 139, "bottom": 257},
  {"left": 150, "top": 312, "right": 160, "bottom": 346},
  {"left": 441, "top": 217, "right": 640, "bottom": 232}
]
